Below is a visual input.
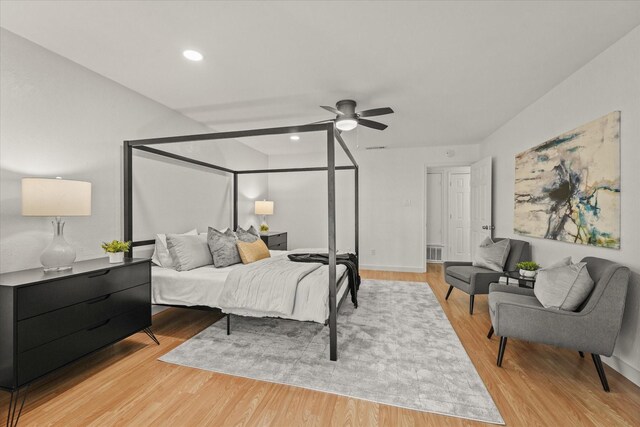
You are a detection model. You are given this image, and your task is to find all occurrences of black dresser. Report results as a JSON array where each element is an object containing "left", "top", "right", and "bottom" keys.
[
  {"left": 260, "top": 231, "right": 287, "bottom": 250},
  {"left": 0, "top": 258, "right": 156, "bottom": 426}
]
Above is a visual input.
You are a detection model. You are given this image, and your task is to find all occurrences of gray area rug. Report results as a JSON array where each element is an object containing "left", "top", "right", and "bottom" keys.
[{"left": 159, "top": 280, "right": 504, "bottom": 424}]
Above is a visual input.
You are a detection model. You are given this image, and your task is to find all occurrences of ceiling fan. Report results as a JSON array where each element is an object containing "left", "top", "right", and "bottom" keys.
[{"left": 313, "top": 99, "right": 394, "bottom": 131}]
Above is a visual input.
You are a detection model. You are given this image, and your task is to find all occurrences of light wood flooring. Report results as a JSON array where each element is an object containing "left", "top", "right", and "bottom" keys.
[{"left": 2, "top": 264, "right": 639, "bottom": 426}]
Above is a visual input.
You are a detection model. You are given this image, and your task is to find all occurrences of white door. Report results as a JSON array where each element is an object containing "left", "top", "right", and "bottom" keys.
[
  {"left": 448, "top": 173, "right": 471, "bottom": 261},
  {"left": 470, "top": 157, "right": 493, "bottom": 260}
]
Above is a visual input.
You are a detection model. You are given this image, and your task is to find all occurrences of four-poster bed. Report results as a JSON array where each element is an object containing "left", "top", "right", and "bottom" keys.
[{"left": 123, "top": 123, "right": 359, "bottom": 361}]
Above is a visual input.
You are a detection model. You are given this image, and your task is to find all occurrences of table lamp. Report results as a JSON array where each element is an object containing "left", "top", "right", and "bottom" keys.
[
  {"left": 254, "top": 200, "right": 274, "bottom": 232},
  {"left": 22, "top": 177, "right": 92, "bottom": 271}
]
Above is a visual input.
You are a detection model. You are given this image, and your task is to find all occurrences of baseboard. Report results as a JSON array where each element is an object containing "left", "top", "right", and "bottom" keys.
[
  {"left": 360, "top": 264, "right": 426, "bottom": 273},
  {"left": 152, "top": 305, "right": 169, "bottom": 316},
  {"left": 602, "top": 354, "right": 640, "bottom": 387}
]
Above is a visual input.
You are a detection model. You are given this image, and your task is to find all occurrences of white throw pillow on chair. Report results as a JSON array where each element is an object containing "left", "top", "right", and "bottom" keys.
[
  {"left": 473, "top": 237, "right": 511, "bottom": 272},
  {"left": 535, "top": 260, "right": 594, "bottom": 311}
]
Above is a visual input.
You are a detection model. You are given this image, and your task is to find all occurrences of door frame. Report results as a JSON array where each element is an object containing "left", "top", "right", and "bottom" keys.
[{"left": 424, "top": 163, "right": 472, "bottom": 265}]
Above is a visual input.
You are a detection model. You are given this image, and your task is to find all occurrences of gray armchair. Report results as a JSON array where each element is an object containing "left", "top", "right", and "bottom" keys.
[
  {"left": 487, "top": 257, "right": 630, "bottom": 391},
  {"left": 443, "top": 238, "right": 531, "bottom": 314}
]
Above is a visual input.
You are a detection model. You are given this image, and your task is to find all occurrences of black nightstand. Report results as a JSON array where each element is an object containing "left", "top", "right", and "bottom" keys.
[
  {"left": 0, "top": 258, "right": 157, "bottom": 426},
  {"left": 260, "top": 231, "right": 287, "bottom": 250}
]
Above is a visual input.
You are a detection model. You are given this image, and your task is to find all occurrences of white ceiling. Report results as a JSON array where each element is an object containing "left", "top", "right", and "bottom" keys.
[{"left": 2, "top": 1, "right": 640, "bottom": 154}]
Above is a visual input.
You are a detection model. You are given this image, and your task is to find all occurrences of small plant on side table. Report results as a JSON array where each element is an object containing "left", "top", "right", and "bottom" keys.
[
  {"left": 516, "top": 261, "right": 541, "bottom": 278},
  {"left": 101, "top": 240, "right": 131, "bottom": 264}
]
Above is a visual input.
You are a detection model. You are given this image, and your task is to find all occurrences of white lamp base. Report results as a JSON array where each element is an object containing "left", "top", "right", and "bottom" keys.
[{"left": 41, "top": 218, "right": 76, "bottom": 272}]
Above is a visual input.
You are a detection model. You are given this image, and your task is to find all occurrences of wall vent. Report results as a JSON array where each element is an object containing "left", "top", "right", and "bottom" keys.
[
  {"left": 426, "top": 245, "right": 443, "bottom": 262},
  {"left": 365, "top": 146, "right": 387, "bottom": 150}
]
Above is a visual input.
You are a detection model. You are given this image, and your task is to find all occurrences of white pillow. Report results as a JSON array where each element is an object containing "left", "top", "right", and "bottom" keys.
[
  {"left": 166, "top": 233, "right": 213, "bottom": 272},
  {"left": 534, "top": 261, "right": 595, "bottom": 311},
  {"left": 151, "top": 228, "right": 197, "bottom": 268},
  {"left": 473, "top": 237, "right": 510, "bottom": 272}
]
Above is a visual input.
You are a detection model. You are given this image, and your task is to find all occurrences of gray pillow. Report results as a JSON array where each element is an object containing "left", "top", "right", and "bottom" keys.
[
  {"left": 236, "top": 226, "right": 260, "bottom": 243},
  {"left": 166, "top": 233, "right": 213, "bottom": 271},
  {"left": 473, "top": 237, "right": 510, "bottom": 272},
  {"left": 534, "top": 261, "right": 594, "bottom": 311},
  {"left": 208, "top": 227, "right": 242, "bottom": 267}
]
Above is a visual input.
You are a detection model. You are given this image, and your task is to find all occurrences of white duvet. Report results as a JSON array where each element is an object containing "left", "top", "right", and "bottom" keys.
[{"left": 152, "top": 250, "right": 348, "bottom": 323}]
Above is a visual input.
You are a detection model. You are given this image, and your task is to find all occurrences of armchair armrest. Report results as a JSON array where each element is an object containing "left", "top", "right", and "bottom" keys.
[
  {"left": 469, "top": 271, "right": 503, "bottom": 294},
  {"left": 443, "top": 261, "right": 472, "bottom": 270}
]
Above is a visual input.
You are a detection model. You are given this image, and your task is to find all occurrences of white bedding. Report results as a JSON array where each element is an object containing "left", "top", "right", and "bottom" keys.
[{"left": 152, "top": 250, "right": 348, "bottom": 323}]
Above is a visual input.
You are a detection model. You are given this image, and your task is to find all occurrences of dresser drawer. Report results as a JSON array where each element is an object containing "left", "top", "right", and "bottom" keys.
[
  {"left": 268, "top": 233, "right": 287, "bottom": 246},
  {"left": 271, "top": 242, "right": 287, "bottom": 251},
  {"left": 17, "top": 283, "right": 150, "bottom": 353},
  {"left": 17, "top": 306, "right": 150, "bottom": 385},
  {"left": 17, "top": 262, "right": 150, "bottom": 320}
]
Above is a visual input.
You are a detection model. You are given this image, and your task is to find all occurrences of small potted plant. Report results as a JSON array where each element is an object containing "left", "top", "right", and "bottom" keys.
[
  {"left": 516, "top": 261, "right": 541, "bottom": 278},
  {"left": 101, "top": 240, "right": 131, "bottom": 264}
]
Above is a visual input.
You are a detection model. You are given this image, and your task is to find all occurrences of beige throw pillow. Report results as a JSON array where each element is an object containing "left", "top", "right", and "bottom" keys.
[{"left": 237, "top": 239, "right": 271, "bottom": 264}]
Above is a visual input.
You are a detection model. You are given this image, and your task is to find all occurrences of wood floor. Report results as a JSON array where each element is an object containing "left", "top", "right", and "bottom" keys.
[{"left": 2, "top": 264, "right": 639, "bottom": 426}]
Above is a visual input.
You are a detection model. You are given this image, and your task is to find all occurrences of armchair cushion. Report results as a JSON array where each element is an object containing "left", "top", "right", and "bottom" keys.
[
  {"left": 489, "top": 283, "right": 536, "bottom": 297},
  {"left": 447, "top": 265, "right": 495, "bottom": 282}
]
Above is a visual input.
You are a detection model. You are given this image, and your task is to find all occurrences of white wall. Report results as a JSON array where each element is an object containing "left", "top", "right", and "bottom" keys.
[
  {"left": 268, "top": 144, "right": 480, "bottom": 272},
  {"left": 0, "top": 29, "right": 268, "bottom": 272},
  {"left": 480, "top": 26, "right": 640, "bottom": 385},
  {"left": 267, "top": 151, "right": 356, "bottom": 253}
]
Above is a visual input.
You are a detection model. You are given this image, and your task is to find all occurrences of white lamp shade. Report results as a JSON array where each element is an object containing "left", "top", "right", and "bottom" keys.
[
  {"left": 254, "top": 200, "right": 274, "bottom": 216},
  {"left": 22, "top": 178, "right": 92, "bottom": 216}
]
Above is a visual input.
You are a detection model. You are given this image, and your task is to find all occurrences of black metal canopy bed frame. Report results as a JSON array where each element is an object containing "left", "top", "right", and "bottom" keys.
[{"left": 123, "top": 123, "right": 359, "bottom": 361}]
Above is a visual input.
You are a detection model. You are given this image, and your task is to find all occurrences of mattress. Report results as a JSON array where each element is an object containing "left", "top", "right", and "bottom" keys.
[{"left": 152, "top": 250, "right": 349, "bottom": 323}]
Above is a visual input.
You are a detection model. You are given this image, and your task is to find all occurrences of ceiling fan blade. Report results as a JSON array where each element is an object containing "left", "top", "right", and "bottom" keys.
[
  {"left": 358, "top": 107, "right": 394, "bottom": 118},
  {"left": 308, "top": 119, "right": 335, "bottom": 125},
  {"left": 321, "top": 105, "right": 344, "bottom": 116},
  {"left": 358, "top": 118, "right": 388, "bottom": 131}
]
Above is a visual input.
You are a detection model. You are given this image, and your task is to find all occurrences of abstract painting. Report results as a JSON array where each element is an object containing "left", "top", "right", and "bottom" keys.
[{"left": 514, "top": 111, "right": 620, "bottom": 249}]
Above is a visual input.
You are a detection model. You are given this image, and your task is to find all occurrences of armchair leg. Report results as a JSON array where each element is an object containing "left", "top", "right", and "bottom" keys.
[
  {"left": 445, "top": 286, "right": 453, "bottom": 300},
  {"left": 591, "top": 354, "right": 610, "bottom": 392},
  {"left": 497, "top": 337, "right": 508, "bottom": 367},
  {"left": 469, "top": 295, "right": 475, "bottom": 314},
  {"left": 487, "top": 326, "right": 494, "bottom": 339},
  {"left": 579, "top": 351, "right": 584, "bottom": 358}
]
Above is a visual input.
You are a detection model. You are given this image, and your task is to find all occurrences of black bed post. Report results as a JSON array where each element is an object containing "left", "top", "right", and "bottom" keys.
[
  {"left": 327, "top": 125, "right": 338, "bottom": 362},
  {"left": 123, "top": 141, "right": 133, "bottom": 258},
  {"left": 354, "top": 166, "right": 359, "bottom": 260},
  {"left": 233, "top": 172, "right": 238, "bottom": 230}
]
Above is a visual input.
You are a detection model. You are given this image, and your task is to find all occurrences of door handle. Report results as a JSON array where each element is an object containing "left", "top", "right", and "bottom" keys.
[{"left": 482, "top": 226, "right": 488, "bottom": 230}]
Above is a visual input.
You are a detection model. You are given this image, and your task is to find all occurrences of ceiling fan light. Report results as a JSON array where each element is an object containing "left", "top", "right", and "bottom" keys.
[{"left": 336, "top": 118, "right": 358, "bottom": 131}]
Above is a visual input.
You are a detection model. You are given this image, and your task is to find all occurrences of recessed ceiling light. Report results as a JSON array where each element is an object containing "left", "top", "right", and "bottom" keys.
[
  {"left": 183, "top": 50, "right": 203, "bottom": 61},
  {"left": 290, "top": 135, "right": 300, "bottom": 141}
]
